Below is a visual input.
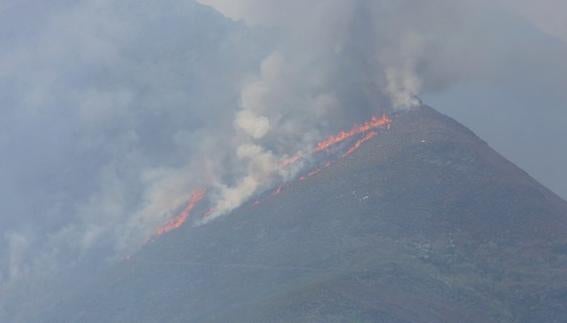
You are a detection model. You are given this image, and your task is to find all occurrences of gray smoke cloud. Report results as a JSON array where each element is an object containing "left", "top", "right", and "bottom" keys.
[
  {"left": 194, "top": 0, "right": 468, "bottom": 221},
  {"left": 1, "top": 1, "right": 567, "bottom": 318},
  {"left": 0, "top": 0, "right": 265, "bottom": 296},
  {"left": 199, "top": 0, "right": 463, "bottom": 107}
]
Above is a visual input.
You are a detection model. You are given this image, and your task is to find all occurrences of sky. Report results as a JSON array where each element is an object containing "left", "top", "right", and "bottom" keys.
[
  {"left": 0, "top": 0, "right": 566, "bottom": 317},
  {"left": 197, "top": 0, "right": 567, "bottom": 196}
]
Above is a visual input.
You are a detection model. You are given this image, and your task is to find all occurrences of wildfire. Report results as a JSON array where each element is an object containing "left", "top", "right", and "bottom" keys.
[
  {"left": 151, "top": 113, "right": 392, "bottom": 241},
  {"left": 279, "top": 154, "right": 302, "bottom": 168},
  {"left": 314, "top": 114, "right": 391, "bottom": 152},
  {"left": 155, "top": 189, "right": 206, "bottom": 236},
  {"left": 300, "top": 168, "right": 324, "bottom": 181},
  {"left": 276, "top": 114, "right": 391, "bottom": 170},
  {"left": 343, "top": 131, "right": 378, "bottom": 157}
]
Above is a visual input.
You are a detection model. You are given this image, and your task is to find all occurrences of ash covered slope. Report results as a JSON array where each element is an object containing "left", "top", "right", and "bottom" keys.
[{"left": 45, "top": 107, "right": 567, "bottom": 322}]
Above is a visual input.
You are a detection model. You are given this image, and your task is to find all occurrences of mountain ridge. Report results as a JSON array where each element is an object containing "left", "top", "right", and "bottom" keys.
[{"left": 27, "top": 106, "right": 567, "bottom": 322}]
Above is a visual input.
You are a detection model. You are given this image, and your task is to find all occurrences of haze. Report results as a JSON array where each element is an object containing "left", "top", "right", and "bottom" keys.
[{"left": 0, "top": 0, "right": 566, "bottom": 319}]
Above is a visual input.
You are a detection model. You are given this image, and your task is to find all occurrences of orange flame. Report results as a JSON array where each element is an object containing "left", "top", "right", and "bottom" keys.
[
  {"left": 343, "top": 131, "right": 378, "bottom": 157},
  {"left": 300, "top": 170, "right": 319, "bottom": 181},
  {"left": 277, "top": 114, "right": 391, "bottom": 169},
  {"left": 280, "top": 154, "right": 302, "bottom": 168},
  {"left": 155, "top": 189, "right": 206, "bottom": 236},
  {"left": 314, "top": 114, "right": 391, "bottom": 152},
  {"left": 152, "top": 114, "right": 392, "bottom": 240}
]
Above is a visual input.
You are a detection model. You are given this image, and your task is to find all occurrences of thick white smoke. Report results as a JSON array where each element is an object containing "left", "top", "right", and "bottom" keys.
[
  {"left": 3, "top": 2, "right": 567, "bottom": 314},
  {"left": 207, "top": 53, "right": 289, "bottom": 219},
  {"left": 197, "top": 0, "right": 457, "bottom": 111},
  {"left": 193, "top": 0, "right": 467, "bottom": 220}
]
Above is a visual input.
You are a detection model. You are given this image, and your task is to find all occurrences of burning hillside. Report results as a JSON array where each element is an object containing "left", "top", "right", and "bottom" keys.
[
  {"left": 154, "top": 189, "right": 207, "bottom": 237},
  {"left": 45, "top": 106, "right": 567, "bottom": 323},
  {"left": 153, "top": 114, "right": 392, "bottom": 238}
]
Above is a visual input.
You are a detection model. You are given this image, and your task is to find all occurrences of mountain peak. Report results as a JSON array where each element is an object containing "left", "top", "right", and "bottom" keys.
[{"left": 32, "top": 107, "right": 567, "bottom": 323}]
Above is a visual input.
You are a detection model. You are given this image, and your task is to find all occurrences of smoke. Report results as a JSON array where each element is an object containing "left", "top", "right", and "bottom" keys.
[
  {"left": 2, "top": 1, "right": 567, "bottom": 316},
  {"left": 235, "top": 110, "right": 271, "bottom": 139},
  {"left": 189, "top": 0, "right": 467, "bottom": 221},
  {"left": 210, "top": 53, "right": 286, "bottom": 219},
  {"left": 198, "top": 0, "right": 461, "bottom": 110},
  {"left": 210, "top": 144, "right": 277, "bottom": 218},
  {"left": 0, "top": 0, "right": 264, "bottom": 291},
  {"left": 384, "top": 32, "right": 425, "bottom": 109}
]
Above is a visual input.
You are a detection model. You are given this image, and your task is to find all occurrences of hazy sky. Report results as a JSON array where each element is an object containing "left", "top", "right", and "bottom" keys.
[
  {"left": 0, "top": 0, "right": 566, "bottom": 317},
  {"left": 198, "top": 0, "right": 567, "bottom": 197}
]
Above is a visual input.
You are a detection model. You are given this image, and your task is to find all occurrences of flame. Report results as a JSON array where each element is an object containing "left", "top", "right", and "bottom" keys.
[
  {"left": 280, "top": 154, "right": 302, "bottom": 168},
  {"left": 276, "top": 114, "right": 390, "bottom": 183},
  {"left": 300, "top": 168, "right": 322, "bottom": 181},
  {"left": 343, "top": 131, "right": 378, "bottom": 157},
  {"left": 155, "top": 189, "right": 206, "bottom": 236},
  {"left": 276, "top": 114, "right": 391, "bottom": 169},
  {"left": 151, "top": 114, "right": 392, "bottom": 240},
  {"left": 314, "top": 114, "right": 391, "bottom": 152}
]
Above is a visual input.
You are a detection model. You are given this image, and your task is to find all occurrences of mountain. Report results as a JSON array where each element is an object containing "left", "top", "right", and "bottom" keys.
[{"left": 33, "top": 106, "right": 567, "bottom": 322}]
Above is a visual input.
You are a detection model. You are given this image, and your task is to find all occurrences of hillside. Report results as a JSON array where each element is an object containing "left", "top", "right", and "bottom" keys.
[{"left": 36, "top": 106, "right": 567, "bottom": 322}]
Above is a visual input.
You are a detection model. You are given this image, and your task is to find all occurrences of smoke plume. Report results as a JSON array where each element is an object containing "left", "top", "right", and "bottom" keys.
[
  {"left": 2, "top": 1, "right": 567, "bottom": 316},
  {"left": 192, "top": 0, "right": 467, "bottom": 222}
]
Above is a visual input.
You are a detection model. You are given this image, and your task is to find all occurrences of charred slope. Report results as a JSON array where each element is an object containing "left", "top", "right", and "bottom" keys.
[{"left": 41, "top": 107, "right": 567, "bottom": 323}]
